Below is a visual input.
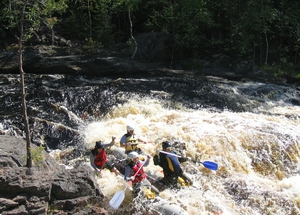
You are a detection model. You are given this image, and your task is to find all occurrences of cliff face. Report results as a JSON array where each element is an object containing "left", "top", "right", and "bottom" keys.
[{"left": 0, "top": 135, "right": 108, "bottom": 215}]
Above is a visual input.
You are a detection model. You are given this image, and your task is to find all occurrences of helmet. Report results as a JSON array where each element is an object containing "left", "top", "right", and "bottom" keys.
[
  {"left": 127, "top": 151, "right": 139, "bottom": 160},
  {"left": 162, "top": 141, "right": 172, "bottom": 149},
  {"left": 127, "top": 125, "right": 134, "bottom": 132},
  {"left": 95, "top": 141, "right": 104, "bottom": 149}
]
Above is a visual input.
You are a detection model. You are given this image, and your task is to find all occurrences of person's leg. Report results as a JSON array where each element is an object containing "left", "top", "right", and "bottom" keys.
[
  {"left": 141, "top": 179, "right": 160, "bottom": 195},
  {"left": 169, "top": 176, "right": 180, "bottom": 188},
  {"left": 132, "top": 183, "right": 141, "bottom": 197},
  {"left": 160, "top": 174, "right": 178, "bottom": 188},
  {"left": 150, "top": 185, "right": 160, "bottom": 194},
  {"left": 144, "top": 179, "right": 160, "bottom": 194},
  {"left": 111, "top": 167, "right": 120, "bottom": 175},
  {"left": 104, "top": 161, "right": 119, "bottom": 175},
  {"left": 179, "top": 172, "right": 193, "bottom": 185}
]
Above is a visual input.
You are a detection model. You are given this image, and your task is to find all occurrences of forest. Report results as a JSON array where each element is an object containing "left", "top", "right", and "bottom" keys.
[{"left": 1, "top": 0, "right": 300, "bottom": 78}]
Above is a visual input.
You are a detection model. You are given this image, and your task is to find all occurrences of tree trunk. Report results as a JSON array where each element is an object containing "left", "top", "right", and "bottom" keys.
[
  {"left": 87, "top": 0, "right": 92, "bottom": 38},
  {"left": 19, "top": 1, "right": 32, "bottom": 168},
  {"left": 128, "top": 8, "right": 137, "bottom": 60},
  {"left": 253, "top": 42, "right": 256, "bottom": 64},
  {"left": 169, "top": 0, "right": 176, "bottom": 68},
  {"left": 264, "top": 30, "right": 269, "bottom": 65},
  {"left": 50, "top": 14, "right": 54, "bottom": 46},
  {"left": 51, "top": 28, "right": 54, "bottom": 46}
]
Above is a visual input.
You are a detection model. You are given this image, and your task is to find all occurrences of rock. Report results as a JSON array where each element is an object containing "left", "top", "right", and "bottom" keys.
[
  {"left": 0, "top": 198, "right": 19, "bottom": 210},
  {"left": 0, "top": 33, "right": 298, "bottom": 84},
  {"left": 134, "top": 32, "right": 172, "bottom": 63},
  {"left": 0, "top": 135, "right": 108, "bottom": 215}
]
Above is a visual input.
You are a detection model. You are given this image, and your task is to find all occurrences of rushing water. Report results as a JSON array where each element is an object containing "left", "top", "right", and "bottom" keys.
[{"left": 0, "top": 73, "right": 300, "bottom": 215}]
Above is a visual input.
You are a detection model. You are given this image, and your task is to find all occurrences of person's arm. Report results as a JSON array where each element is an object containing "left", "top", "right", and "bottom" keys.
[
  {"left": 137, "top": 138, "right": 147, "bottom": 144},
  {"left": 170, "top": 150, "right": 189, "bottom": 163},
  {"left": 178, "top": 157, "right": 189, "bottom": 162},
  {"left": 141, "top": 155, "right": 151, "bottom": 167},
  {"left": 120, "top": 135, "right": 127, "bottom": 147},
  {"left": 103, "top": 136, "right": 116, "bottom": 149},
  {"left": 124, "top": 166, "right": 133, "bottom": 181}
]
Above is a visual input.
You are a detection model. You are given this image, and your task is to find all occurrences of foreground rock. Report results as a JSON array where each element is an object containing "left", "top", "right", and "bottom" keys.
[{"left": 0, "top": 135, "right": 108, "bottom": 215}]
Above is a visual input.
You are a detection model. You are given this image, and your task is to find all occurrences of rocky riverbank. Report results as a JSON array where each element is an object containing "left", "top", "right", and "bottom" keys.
[
  {"left": 1, "top": 32, "right": 298, "bottom": 85},
  {"left": 0, "top": 44, "right": 275, "bottom": 83},
  {"left": 0, "top": 135, "right": 108, "bottom": 215}
]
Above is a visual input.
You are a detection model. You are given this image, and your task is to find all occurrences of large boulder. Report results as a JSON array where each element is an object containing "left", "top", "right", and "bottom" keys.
[{"left": 0, "top": 135, "right": 108, "bottom": 215}]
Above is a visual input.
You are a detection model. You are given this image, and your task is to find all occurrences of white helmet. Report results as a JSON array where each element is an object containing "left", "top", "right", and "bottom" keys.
[
  {"left": 127, "top": 151, "right": 139, "bottom": 160},
  {"left": 127, "top": 125, "right": 134, "bottom": 132}
]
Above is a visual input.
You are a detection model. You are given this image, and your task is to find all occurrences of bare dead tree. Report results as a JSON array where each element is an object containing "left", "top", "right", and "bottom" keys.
[
  {"left": 128, "top": 8, "right": 137, "bottom": 60},
  {"left": 18, "top": 0, "right": 32, "bottom": 167}
]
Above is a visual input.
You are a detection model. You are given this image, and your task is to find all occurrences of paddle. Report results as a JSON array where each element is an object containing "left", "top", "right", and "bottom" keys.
[
  {"left": 109, "top": 185, "right": 129, "bottom": 210},
  {"left": 199, "top": 161, "right": 218, "bottom": 171},
  {"left": 157, "top": 150, "right": 218, "bottom": 171},
  {"left": 131, "top": 140, "right": 152, "bottom": 145},
  {"left": 109, "top": 161, "right": 145, "bottom": 209},
  {"left": 127, "top": 161, "right": 145, "bottom": 187}
]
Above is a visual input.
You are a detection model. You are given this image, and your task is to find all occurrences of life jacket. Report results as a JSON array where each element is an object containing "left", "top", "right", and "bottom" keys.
[
  {"left": 129, "top": 161, "right": 146, "bottom": 183},
  {"left": 124, "top": 133, "right": 139, "bottom": 151},
  {"left": 159, "top": 152, "right": 182, "bottom": 175},
  {"left": 94, "top": 149, "right": 107, "bottom": 169}
]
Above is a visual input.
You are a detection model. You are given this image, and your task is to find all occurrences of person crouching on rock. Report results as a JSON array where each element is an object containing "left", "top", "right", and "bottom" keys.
[
  {"left": 124, "top": 151, "right": 160, "bottom": 197},
  {"left": 90, "top": 137, "right": 119, "bottom": 176}
]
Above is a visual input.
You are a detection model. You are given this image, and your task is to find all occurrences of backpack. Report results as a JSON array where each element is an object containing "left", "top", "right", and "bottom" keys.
[{"left": 153, "top": 154, "right": 160, "bottom": 166}]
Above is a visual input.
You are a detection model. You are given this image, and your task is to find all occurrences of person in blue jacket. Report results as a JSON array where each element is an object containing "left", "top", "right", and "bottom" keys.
[{"left": 154, "top": 141, "right": 193, "bottom": 187}]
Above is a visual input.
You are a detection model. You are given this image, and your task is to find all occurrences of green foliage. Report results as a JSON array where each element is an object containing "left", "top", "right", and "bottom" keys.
[
  {"left": 47, "top": 205, "right": 58, "bottom": 213},
  {"left": 1, "top": 0, "right": 300, "bottom": 79},
  {"left": 125, "top": 38, "right": 135, "bottom": 52},
  {"left": 43, "top": 0, "right": 68, "bottom": 29},
  {"left": 30, "top": 145, "right": 46, "bottom": 167},
  {"left": 1, "top": 0, "right": 68, "bottom": 44},
  {"left": 262, "top": 61, "right": 299, "bottom": 79}
]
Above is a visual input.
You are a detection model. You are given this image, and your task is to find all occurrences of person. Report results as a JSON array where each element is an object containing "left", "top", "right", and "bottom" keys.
[
  {"left": 124, "top": 151, "right": 160, "bottom": 197},
  {"left": 90, "top": 136, "right": 120, "bottom": 176},
  {"left": 120, "top": 125, "right": 148, "bottom": 155},
  {"left": 153, "top": 141, "right": 193, "bottom": 187}
]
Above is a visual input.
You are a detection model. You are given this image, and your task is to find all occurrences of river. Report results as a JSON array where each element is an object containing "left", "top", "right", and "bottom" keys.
[{"left": 0, "top": 73, "right": 299, "bottom": 215}]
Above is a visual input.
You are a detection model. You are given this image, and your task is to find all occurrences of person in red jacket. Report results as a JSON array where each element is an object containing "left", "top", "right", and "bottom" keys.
[
  {"left": 124, "top": 151, "right": 159, "bottom": 196},
  {"left": 90, "top": 136, "right": 119, "bottom": 176}
]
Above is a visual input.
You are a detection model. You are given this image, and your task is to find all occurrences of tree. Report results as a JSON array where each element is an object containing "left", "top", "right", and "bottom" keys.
[
  {"left": 42, "top": 0, "right": 68, "bottom": 45},
  {"left": 169, "top": 0, "right": 213, "bottom": 61},
  {"left": 2, "top": 0, "right": 67, "bottom": 167},
  {"left": 119, "top": 0, "right": 142, "bottom": 59}
]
